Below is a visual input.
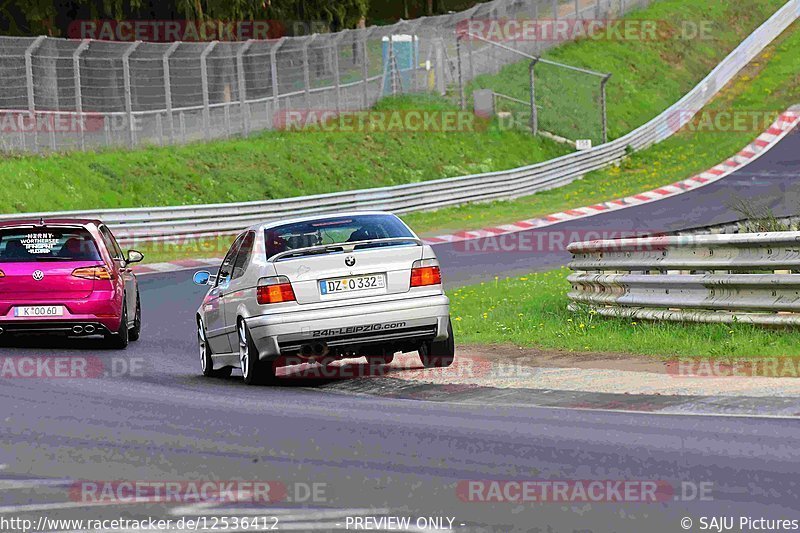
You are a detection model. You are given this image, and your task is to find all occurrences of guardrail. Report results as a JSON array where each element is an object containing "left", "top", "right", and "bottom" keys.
[
  {"left": 567, "top": 232, "right": 800, "bottom": 326},
  {"left": 4, "top": 0, "right": 799, "bottom": 245}
]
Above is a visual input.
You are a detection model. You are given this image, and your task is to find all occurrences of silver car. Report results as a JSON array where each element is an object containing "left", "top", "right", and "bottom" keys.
[{"left": 193, "top": 212, "right": 454, "bottom": 385}]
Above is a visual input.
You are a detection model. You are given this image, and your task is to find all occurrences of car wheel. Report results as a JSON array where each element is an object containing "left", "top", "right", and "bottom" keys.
[
  {"left": 419, "top": 318, "right": 455, "bottom": 368},
  {"left": 128, "top": 291, "right": 142, "bottom": 341},
  {"left": 238, "top": 319, "right": 276, "bottom": 386},
  {"left": 105, "top": 304, "right": 129, "bottom": 349},
  {"left": 199, "top": 318, "right": 232, "bottom": 378}
]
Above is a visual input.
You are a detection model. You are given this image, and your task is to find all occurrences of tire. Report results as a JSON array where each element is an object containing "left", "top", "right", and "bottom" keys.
[
  {"left": 238, "top": 319, "right": 277, "bottom": 386},
  {"left": 419, "top": 318, "right": 455, "bottom": 368},
  {"left": 199, "top": 318, "right": 232, "bottom": 378},
  {"left": 105, "top": 304, "right": 129, "bottom": 349},
  {"left": 128, "top": 291, "right": 142, "bottom": 342}
]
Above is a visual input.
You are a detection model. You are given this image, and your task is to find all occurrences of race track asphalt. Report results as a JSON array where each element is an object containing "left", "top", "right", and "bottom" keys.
[{"left": 1, "top": 126, "right": 799, "bottom": 532}]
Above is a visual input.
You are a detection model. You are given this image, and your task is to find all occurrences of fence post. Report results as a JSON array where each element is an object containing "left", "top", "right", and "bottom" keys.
[
  {"left": 595, "top": 0, "right": 601, "bottom": 19},
  {"left": 361, "top": 28, "right": 372, "bottom": 107},
  {"left": 552, "top": 0, "right": 558, "bottom": 19},
  {"left": 465, "top": 6, "right": 479, "bottom": 81},
  {"left": 600, "top": 73, "right": 611, "bottom": 144},
  {"left": 236, "top": 39, "right": 254, "bottom": 135},
  {"left": 270, "top": 37, "right": 286, "bottom": 118},
  {"left": 163, "top": 41, "right": 180, "bottom": 144},
  {"left": 529, "top": 59, "right": 539, "bottom": 136},
  {"left": 435, "top": 39, "right": 446, "bottom": 95},
  {"left": 302, "top": 34, "right": 318, "bottom": 108},
  {"left": 122, "top": 41, "right": 142, "bottom": 148},
  {"left": 331, "top": 33, "right": 345, "bottom": 113},
  {"left": 456, "top": 34, "right": 465, "bottom": 110},
  {"left": 72, "top": 39, "right": 90, "bottom": 151},
  {"left": 575, "top": 0, "right": 580, "bottom": 18},
  {"left": 24, "top": 36, "right": 46, "bottom": 151},
  {"left": 406, "top": 20, "right": 423, "bottom": 92},
  {"left": 200, "top": 41, "right": 218, "bottom": 141}
]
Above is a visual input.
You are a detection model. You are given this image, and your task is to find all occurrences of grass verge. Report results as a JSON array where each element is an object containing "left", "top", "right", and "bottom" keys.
[
  {"left": 0, "top": 0, "right": 784, "bottom": 218},
  {"left": 404, "top": 16, "right": 800, "bottom": 236},
  {"left": 449, "top": 268, "right": 800, "bottom": 359}
]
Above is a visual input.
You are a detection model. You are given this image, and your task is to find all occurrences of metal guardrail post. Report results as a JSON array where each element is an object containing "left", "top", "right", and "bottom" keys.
[
  {"left": 24, "top": 36, "right": 46, "bottom": 151},
  {"left": 122, "top": 41, "right": 142, "bottom": 148},
  {"left": 236, "top": 39, "right": 254, "bottom": 135},
  {"left": 600, "top": 73, "right": 611, "bottom": 144},
  {"left": 163, "top": 42, "right": 180, "bottom": 144},
  {"left": 72, "top": 39, "right": 90, "bottom": 151},
  {"left": 331, "top": 33, "right": 345, "bottom": 113},
  {"left": 270, "top": 37, "right": 286, "bottom": 119},
  {"left": 529, "top": 58, "right": 539, "bottom": 136},
  {"left": 302, "top": 34, "right": 318, "bottom": 108},
  {"left": 200, "top": 41, "right": 218, "bottom": 141}
]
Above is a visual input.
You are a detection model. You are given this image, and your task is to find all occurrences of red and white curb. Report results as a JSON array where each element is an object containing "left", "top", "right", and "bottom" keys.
[
  {"left": 422, "top": 107, "right": 800, "bottom": 246},
  {"left": 132, "top": 107, "right": 799, "bottom": 276}
]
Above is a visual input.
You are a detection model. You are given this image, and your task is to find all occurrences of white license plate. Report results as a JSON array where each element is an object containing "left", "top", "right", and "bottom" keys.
[
  {"left": 319, "top": 274, "right": 386, "bottom": 295},
  {"left": 14, "top": 306, "right": 64, "bottom": 317}
]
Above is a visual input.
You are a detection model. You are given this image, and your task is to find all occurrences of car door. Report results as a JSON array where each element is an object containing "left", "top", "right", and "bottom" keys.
[
  {"left": 99, "top": 225, "right": 136, "bottom": 324},
  {"left": 223, "top": 231, "right": 255, "bottom": 349},
  {"left": 204, "top": 234, "right": 244, "bottom": 354}
]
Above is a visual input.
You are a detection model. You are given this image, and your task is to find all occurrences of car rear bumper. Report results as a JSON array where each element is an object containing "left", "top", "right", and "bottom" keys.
[
  {"left": 246, "top": 294, "right": 450, "bottom": 360},
  {"left": 0, "top": 294, "right": 122, "bottom": 333},
  {"left": 0, "top": 320, "right": 114, "bottom": 336}
]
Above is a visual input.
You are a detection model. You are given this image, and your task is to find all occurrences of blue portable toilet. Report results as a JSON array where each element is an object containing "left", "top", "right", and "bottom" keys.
[{"left": 382, "top": 34, "right": 419, "bottom": 95}]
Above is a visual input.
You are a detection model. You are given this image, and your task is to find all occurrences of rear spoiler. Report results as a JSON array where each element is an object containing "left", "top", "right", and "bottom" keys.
[{"left": 269, "top": 237, "right": 423, "bottom": 262}]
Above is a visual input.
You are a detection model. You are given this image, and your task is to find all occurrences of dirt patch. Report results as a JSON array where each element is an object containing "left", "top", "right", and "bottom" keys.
[{"left": 460, "top": 343, "right": 673, "bottom": 374}]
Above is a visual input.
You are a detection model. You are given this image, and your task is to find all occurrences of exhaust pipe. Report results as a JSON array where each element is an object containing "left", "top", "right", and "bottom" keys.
[
  {"left": 300, "top": 344, "right": 314, "bottom": 358},
  {"left": 311, "top": 342, "right": 329, "bottom": 357},
  {"left": 84, "top": 325, "right": 96, "bottom": 334},
  {"left": 72, "top": 325, "right": 84, "bottom": 334}
]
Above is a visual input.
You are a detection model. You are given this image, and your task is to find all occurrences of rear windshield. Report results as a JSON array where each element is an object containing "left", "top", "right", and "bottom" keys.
[
  {"left": 0, "top": 227, "right": 102, "bottom": 262},
  {"left": 264, "top": 215, "right": 415, "bottom": 259}
]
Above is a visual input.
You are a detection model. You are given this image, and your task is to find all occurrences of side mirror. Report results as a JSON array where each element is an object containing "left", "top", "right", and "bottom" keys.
[
  {"left": 126, "top": 250, "right": 144, "bottom": 264},
  {"left": 193, "top": 270, "right": 211, "bottom": 285}
]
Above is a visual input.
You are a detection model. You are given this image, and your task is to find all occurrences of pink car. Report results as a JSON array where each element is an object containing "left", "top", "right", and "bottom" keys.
[{"left": 0, "top": 219, "right": 143, "bottom": 348}]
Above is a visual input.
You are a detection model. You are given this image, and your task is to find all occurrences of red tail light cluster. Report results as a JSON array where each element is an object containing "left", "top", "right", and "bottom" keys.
[
  {"left": 411, "top": 260, "right": 442, "bottom": 287},
  {"left": 71, "top": 266, "right": 113, "bottom": 280},
  {"left": 257, "top": 276, "right": 296, "bottom": 304}
]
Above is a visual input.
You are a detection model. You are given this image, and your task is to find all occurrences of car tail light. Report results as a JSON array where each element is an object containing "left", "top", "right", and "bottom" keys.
[
  {"left": 0, "top": 270, "right": 4, "bottom": 278},
  {"left": 72, "top": 266, "right": 112, "bottom": 280},
  {"left": 411, "top": 259, "right": 442, "bottom": 287},
  {"left": 257, "top": 276, "right": 296, "bottom": 304}
]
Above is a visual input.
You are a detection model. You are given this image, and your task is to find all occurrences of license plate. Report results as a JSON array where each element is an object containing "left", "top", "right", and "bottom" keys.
[
  {"left": 320, "top": 274, "right": 386, "bottom": 295},
  {"left": 14, "top": 306, "right": 64, "bottom": 317}
]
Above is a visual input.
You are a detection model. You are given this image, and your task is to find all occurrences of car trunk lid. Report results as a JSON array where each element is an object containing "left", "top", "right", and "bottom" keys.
[{"left": 272, "top": 244, "right": 423, "bottom": 304}]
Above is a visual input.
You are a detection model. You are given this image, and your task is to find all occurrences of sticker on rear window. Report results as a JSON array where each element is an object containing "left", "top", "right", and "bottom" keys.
[{"left": 20, "top": 233, "right": 59, "bottom": 254}]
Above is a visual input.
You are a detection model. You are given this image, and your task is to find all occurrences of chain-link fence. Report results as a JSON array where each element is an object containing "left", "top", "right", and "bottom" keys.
[{"left": 0, "top": 0, "right": 648, "bottom": 153}]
